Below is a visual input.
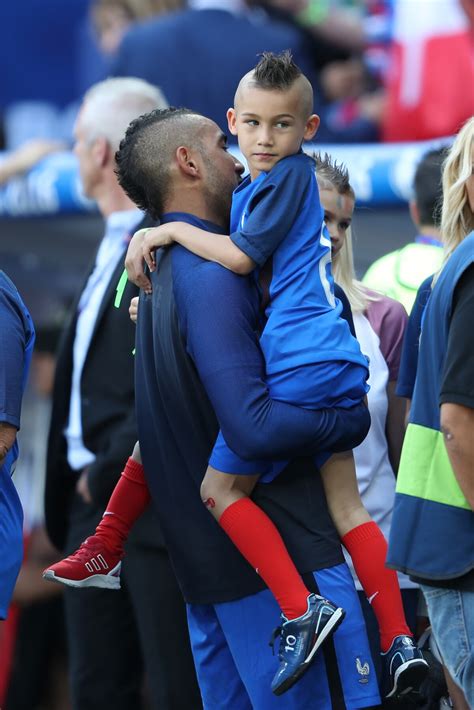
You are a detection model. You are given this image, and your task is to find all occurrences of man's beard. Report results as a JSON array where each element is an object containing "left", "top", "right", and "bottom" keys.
[{"left": 202, "top": 168, "right": 234, "bottom": 229}]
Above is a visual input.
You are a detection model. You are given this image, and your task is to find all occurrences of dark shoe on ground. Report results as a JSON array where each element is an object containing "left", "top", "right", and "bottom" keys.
[
  {"left": 43, "top": 535, "right": 122, "bottom": 590},
  {"left": 270, "top": 593, "right": 345, "bottom": 696}
]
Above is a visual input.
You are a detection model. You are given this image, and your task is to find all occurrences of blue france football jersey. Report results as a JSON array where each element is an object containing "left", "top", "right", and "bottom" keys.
[
  {"left": 0, "top": 272, "right": 35, "bottom": 477},
  {"left": 230, "top": 152, "right": 368, "bottom": 408},
  {"left": 0, "top": 271, "right": 35, "bottom": 618}
]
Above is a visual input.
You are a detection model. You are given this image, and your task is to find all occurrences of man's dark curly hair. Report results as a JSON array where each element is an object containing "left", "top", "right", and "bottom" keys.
[
  {"left": 115, "top": 106, "right": 202, "bottom": 220},
  {"left": 253, "top": 50, "right": 301, "bottom": 90}
]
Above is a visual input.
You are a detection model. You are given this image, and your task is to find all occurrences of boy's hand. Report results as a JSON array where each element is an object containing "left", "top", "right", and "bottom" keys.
[
  {"left": 129, "top": 296, "right": 139, "bottom": 324},
  {"left": 142, "top": 225, "right": 175, "bottom": 272},
  {"left": 125, "top": 228, "right": 153, "bottom": 293}
]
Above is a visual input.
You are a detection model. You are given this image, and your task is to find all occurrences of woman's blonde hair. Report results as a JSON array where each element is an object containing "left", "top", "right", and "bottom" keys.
[
  {"left": 314, "top": 152, "right": 377, "bottom": 313},
  {"left": 439, "top": 116, "right": 474, "bottom": 270},
  {"left": 332, "top": 226, "right": 378, "bottom": 313}
]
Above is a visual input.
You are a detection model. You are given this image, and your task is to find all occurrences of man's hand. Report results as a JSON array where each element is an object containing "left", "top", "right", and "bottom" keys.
[
  {"left": 0, "top": 138, "right": 66, "bottom": 186},
  {"left": 0, "top": 422, "right": 17, "bottom": 468},
  {"left": 125, "top": 228, "right": 153, "bottom": 293},
  {"left": 76, "top": 469, "right": 93, "bottom": 504},
  {"left": 129, "top": 296, "right": 139, "bottom": 324}
]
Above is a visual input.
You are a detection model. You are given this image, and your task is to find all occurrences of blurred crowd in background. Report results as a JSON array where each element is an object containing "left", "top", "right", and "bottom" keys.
[
  {"left": 0, "top": 0, "right": 473, "bottom": 158},
  {"left": 0, "top": 1, "right": 473, "bottom": 708}
]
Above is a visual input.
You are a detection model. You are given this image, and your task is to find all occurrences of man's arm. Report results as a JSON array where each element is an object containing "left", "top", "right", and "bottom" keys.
[
  {"left": 176, "top": 259, "right": 368, "bottom": 461},
  {"left": 386, "top": 381, "right": 406, "bottom": 473},
  {"left": 396, "top": 275, "right": 433, "bottom": 426},
  {"left": 0, "top": 139, "right": 65, "bottom": 185},
  {"left": 439, "top": 264, "right": 474, "bottom": 510},
  {"left": 440, "top": 403, "right": 474, "bottom": 510}
]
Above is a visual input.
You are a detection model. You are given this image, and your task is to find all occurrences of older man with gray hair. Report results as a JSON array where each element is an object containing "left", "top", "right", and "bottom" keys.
[{"left": 44, "top": 78, "right": 201, "bottom": 710}]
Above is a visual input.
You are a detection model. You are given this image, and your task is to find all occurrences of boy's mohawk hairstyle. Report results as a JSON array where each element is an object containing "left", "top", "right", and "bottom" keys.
[{"left": 253, "top": 50, "right": 301, "bottom": 89}]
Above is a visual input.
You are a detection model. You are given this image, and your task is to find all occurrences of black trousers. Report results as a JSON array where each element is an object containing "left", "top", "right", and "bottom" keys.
[{"left": 64, "top": 495, "right": 202, "bottom": 710}]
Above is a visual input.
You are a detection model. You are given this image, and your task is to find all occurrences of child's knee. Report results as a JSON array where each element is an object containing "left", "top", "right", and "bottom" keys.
[{"left": 200, "top": 477, "right": 218, "bottom": 510}]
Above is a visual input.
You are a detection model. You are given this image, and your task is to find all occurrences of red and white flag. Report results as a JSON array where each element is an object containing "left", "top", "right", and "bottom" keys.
[{"left": 383, "top": 0, "right": 474, "bottom": 141}]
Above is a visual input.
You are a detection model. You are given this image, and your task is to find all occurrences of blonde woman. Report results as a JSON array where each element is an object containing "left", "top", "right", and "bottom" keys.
[
  {"left": 437, "top": 117, "right": 474, "bottom": 268},
  {"left": 387, "top": 117, "right": 474, "bottom": 706}
]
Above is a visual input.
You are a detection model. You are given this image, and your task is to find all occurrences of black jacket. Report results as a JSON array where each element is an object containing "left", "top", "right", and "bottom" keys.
[{"left": 45, "top": 215, "right": 163, "bottom": 551}]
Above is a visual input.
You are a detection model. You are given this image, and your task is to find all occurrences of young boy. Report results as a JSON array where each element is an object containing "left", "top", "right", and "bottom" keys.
[{"left": 44, "top": 52, "right": 426, "bottom": 697}]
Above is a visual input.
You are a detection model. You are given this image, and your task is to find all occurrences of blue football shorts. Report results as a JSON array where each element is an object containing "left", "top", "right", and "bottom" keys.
[{"left": 187, "top": 562, "right": 381, "bottom": 709}]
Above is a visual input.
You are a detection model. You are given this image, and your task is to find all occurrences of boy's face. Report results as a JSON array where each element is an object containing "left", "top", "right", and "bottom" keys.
[
  {"left": 227, "top": 83, "right": 319, "bottom": 180},
  {"left": 318, "top": 185, "right": 355, "bottom": 257}
]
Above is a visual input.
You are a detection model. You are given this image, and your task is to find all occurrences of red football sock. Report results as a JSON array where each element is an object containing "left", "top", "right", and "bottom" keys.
[
  {"left": 219, "top": 497, "right": 310, "bottom": 619},
  {"left": 95, "top": 457, "right": 151, "bottom": 555},
  {"left": 342, "top": 521, "right": 411, "bottom": 652}
]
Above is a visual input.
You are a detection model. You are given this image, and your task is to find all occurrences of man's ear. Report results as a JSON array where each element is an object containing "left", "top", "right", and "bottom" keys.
[
  {"left": 175, "top": 146, "right": 200, "bottom": 177},
  {"left": 227, "top": 108, "right": 238, "bottom": 136},
  {"left": 303, "top": 114, "right": 320, "bottom": 141},
  {"left": 409, "top": 200, "right": 420, "bottom": 227},
  {"left": 92, "top": 136, "right": 110, "bottom": 168}
]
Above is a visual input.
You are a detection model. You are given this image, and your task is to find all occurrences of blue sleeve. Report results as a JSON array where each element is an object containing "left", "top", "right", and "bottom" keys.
[
  {"left": 440, "top": 264, "right": 474, "bottom": 408},
  {"left": 230, "top": 157, "right": 312, "bottom": 267},
  {"left": 0, "top": 287, "right": 27, "bottom": 429},
  {"left": 174, "top": 256, "right": 360, "bottom": 460},
  {"left": 396, "top": 275, "right": 433, "bottom": 398}
]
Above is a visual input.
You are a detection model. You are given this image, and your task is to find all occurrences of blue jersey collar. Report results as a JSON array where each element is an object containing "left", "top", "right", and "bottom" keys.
[
  {"left": 235, "top": 148, "right": 307, "bottom": 194},
  {"left": 161, "top": 211, "right": 227, "bottom": 235}
]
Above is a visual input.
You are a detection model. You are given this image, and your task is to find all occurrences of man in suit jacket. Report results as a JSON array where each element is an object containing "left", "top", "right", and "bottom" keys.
[{"left": 44, "top": 78, "right": 201, "bottom": 710}]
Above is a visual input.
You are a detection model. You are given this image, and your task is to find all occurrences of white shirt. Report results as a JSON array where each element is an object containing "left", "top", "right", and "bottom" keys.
[
  {"left": 344, "top": 309, "right": 417, "bottom": 589},
  {"left": 65, "top": 209, "right": 142, "bottom": 471}
]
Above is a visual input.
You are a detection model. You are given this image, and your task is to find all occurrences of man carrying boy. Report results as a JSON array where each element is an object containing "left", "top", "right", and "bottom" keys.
[
  {"left": 131, "top": 53, "right": 426, "bottom": 698},
  {"left": 47, "top": 53, "right": 426, "bottom": 703},
  {"left": 114, "top": 98, "right": 382, "bottom": 708}
]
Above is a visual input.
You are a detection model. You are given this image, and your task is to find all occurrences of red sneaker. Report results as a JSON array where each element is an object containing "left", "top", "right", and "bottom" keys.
[{"left": 43, "top": 536, "right": 123, "bottom": 590}]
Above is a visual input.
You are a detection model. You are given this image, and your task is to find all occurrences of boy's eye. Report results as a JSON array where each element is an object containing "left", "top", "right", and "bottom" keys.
[
  {"left": 246, "top": 120, "right": 258, "bottom": 126},
  {"left": 339, "top": 222, "right": 350, "bottom": 231},
  {"left": 276, "top": 121, "right": 290, "bottom": 128}
]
